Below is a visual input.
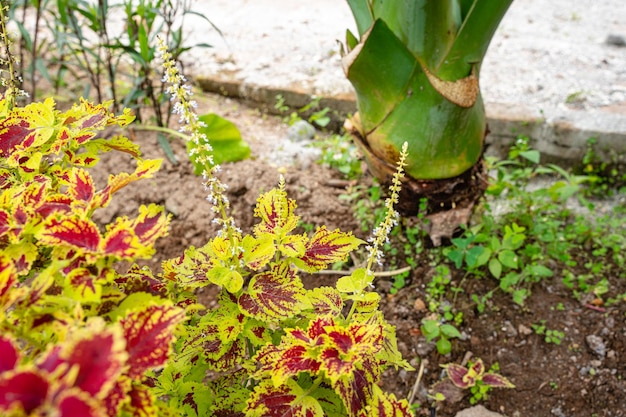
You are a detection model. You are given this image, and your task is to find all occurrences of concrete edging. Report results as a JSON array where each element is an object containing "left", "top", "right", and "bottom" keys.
[{"left": 196, "top": 75, "right": 626, "bottom": 168}]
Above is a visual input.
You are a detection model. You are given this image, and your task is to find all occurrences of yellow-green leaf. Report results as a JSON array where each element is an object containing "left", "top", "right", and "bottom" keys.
[{"left": 336, "top": 268, "right": 372, "bottom": 294}]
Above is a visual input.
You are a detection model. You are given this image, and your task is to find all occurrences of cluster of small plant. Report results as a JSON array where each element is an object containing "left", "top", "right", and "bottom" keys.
[{"left": 322, "top": 129, "right": 625, "bottom": 357}]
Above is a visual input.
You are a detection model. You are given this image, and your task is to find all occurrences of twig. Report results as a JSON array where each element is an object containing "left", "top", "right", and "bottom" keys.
[
  {"left": 408, "top": 360, "right": 426, "bottom": 405},
  {"left": 309, "top": 265, "right": 412, "bottom": 277}
]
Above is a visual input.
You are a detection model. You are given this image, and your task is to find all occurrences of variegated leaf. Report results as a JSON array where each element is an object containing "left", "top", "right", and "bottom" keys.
[
  {"left": 443, "top": 363, "right": 472, "bottom": 388},
  {"left": 294, "top": 227, "right": 364, "bottom": 273},
  {"left": 66, "top": 168, "right": 96, "bottom": 207},
  {"left": 253, "top": 186, "right": 299, "bottom": 236},
  {"left": 40, "top": 215, "right": 102, "bottom": 252},
  {"left": 245, "top": 378, "right": 324, "bottom": 417},
  {"left": 332, "top": 358, "right": 378, "bottom": 417},
  {"left": 56, "top": 388, "right": 104, "bottom": 417},
  {"left": 37, "top": 319, "right": 127, "bottom": 398},
  {"left": 64, "top": 267, "right": 102, "bottom": 303},
  {"left": 104, "top": 377, "right": 132, "bottom": 417},
  {"left": 0, "top": 255, "right": 18, "bottom": 310},
  {"left": 88, "top": 135, "right": 141, "bottom": 158},
  {"left": 278, "top": 233, "right": 308, "bottom": 258},
  {"left": 356, "top": 386, "right": 413, "bottom": 417},
  {"left": 482, "top": 372, "right": 515, "bottom": 388},
  {"left": 123, "top": 383, "right": 158, "bottom": 417},
  {"left": 0, "top": 369, "right": 50, "bottom": 414},
  {"left": 238, "top": 263, "right": 306, "bottom": 323},
  {"left": 0, "top": 336, "right": 19, "bottom": 373},
  {"left": 132, "top": 204, "right": 170, "bottom": 247},
  {"left": 242, "top": 234, "right": 275, "bottom": 270},
  {"left": 115, "top": 264, "right": 167, "bottom": 297},
  {"left": 255, "top": 342, "right": 321, "bottom": 387},
  {"left": 92, "top": 159, "right": 162, "bottom": 209},
  {"left": 120, "top": 303, "right": 186, "bottom": 379},
  {"left": 308, "top": 287, "right": 343, "bottom": 317}
]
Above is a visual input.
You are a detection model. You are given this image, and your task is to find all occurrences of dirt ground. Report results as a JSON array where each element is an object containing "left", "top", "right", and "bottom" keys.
[{"left": 94, "top": 91, "right": 626, "bottom": 417}]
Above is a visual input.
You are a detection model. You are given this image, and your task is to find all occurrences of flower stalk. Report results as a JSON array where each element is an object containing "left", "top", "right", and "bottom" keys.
[{"left": 156, "top": 36, "right": 238, "bottom": 240}]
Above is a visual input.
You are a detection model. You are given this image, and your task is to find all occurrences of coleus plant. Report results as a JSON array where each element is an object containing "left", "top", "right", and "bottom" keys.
[
  {"left": 153, "top": 175, "right": 414, "bottom": 417},
  {"left": 432, "top": 358, "right": 514, "bottom": 405},
  {"left": 0, "top": 94, "right": 185, "bottom": 416}
]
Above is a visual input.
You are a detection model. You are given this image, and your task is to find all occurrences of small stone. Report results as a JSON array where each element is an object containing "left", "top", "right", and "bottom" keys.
[
  {"left": 502, "top": 320, "right": 518, "bottom": 338},
  {"left": 518, "top": 324, "right": 533, "bottom": 336},
  {"left": 287, "top": 120, "right": 316, "bottom": 142},
  {"left": 454, "top": 405, "right": 506, "bottom": 417},
  {"left": 413, "top": 298, "right": 427, "bottom": 311},
  {"left": 585, "top": 334, "right": 607, "bottom": 358},
  {"left": 605, "top": 34, "right": 626, "bottom": 47}
]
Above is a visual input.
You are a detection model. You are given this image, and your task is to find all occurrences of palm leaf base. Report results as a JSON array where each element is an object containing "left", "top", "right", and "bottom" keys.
[{"left": 348, "top": 126, "right": 489, "bottom": 246}]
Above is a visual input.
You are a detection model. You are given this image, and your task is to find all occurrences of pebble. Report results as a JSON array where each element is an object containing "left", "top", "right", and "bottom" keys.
[
  {"left": 454, "top": 405, "right": 506, "bottom": 417},
  {"left": 287, "top": 120, "right": 316, "bottom": 142},
  {"left": 605, "top": 34, "right": 626, "bottom": 47},
  {"left": 502, "top": 320, "right": 518, "bottom": 338},
  {"left": 585, "top": 334, "right": 607, "bottom": 358},
  {"left": 518, "top": 324, "right": 533, "bottom": 336}
]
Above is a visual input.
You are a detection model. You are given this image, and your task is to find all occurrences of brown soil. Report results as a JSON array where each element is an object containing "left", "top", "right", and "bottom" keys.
[{"left": 95, "top": 91, "right": 626, "bottom": 417}]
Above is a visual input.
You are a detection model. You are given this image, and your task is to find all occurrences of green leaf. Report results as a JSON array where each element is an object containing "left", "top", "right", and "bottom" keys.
[
  {"left": 498, "top": 250, "right": 518, "bottom": 269},
  {"left": 465, "top": 245, "right": 486, "bottom": 269},
  {"left": 440, "top": 324, "right": 462, "bottom": 339},
  {"left": 488, "top": 258, "right": 502, "bottom": 279},
  {"left": 512, "top": 289, "right": 529, "bottom": 306},
  {"left": 446, "top": 249, "right": 464, "bottom": 269},
  {"left": 436, "top": 337, "right": 452, "bottom": 355},
  {"left": 520, "top": 150, "right": 540, "bottom": 164},
  {"left": 421, "top": 319, "right": 440, "bottom": 341},
  {"left": 207, "top": 266, "right": 243, "bottom": 293},
  {"left": 189, "top": 113, "right": 250, "bottom": 175},
  {"left": 157, "top": 132, "right": 178, "bottom": 165},
  {"left": 499, "top": 272, "right": 520, "bottom": 291},
  {"left": 336, "top": 267, "right": 372, "bottom": 294},
  {"left": 528, "top": 264, "right": 553, "bottom": 278},
  {"left": 475, "top": 246, "right": 492, "bottom": 267}
]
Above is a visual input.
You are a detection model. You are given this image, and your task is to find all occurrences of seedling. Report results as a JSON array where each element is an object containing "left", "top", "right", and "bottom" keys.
[{"left": 433, "top": 358, "right": 514, "bottom": 405}]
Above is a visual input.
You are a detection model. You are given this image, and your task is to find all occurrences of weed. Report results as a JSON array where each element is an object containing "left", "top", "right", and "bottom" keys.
[
  {"left": 531, "top": 320, "right": 565, "bottom": 345},
  {"left": 421, "top": 317, "right": 463, "bottom": 355},
  {"left": 314, "top": 133, "right": 363, "bottom": 179}
]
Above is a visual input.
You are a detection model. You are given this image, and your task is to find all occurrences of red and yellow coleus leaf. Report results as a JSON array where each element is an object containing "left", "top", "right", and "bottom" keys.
[
  {"left": 87, "top": 135, "right": 142, "bottom": 159},
  {"left": 0, "top": 98, "right": 56, "bottom": 158},
  {"left": 238, "top": 262, "right": 307, "bottom": 323},
  {"left": 0, "top": 335, "right": 19, "bottom": 373},
  {"left": 444, "top": 358, "right": 515, "bottom": 389},
  {"left": 293, "top": 226, "right": 364, "bottom": 273},
  {"left": 37, "top": 319, "right": 128, "bottom": 398},
  {"left": 63, "top": 267, "right": 103, "bottom": 303},
  {"left": 253, "top": 184, "right": 299, "bottom": 237},
  {"left": 0, "top": 254, "right": 19, "bottom": 311},
  {"left": 443, "top": 360, "right": 481, "bottom": 389},
  {"left": 0, "top": 368, "right": 50, "bottom": 414},
  {"left": 39, "top": 204, "right": 168, "bottom": 260},
  {"left": 120, "top": 302, "right": 186, "bottom": 379},
  {"left": 56, "top": 388, "right": 104, "bottom": 417},
  {"left": 122, "top": 383, "right": 158, "bottom": 417},
  {"left": 245, "top": 378, "right": 324, "bottom": 417},
  {"left": 308, "top": 287, "right": 344, "bottom": 317},
  {"left": 242, "top": 234, "right": 275, "bottom": 270},
  {"left": 356, "top": 386, "right": 413, "bottom": 417},
  {"left": 481, "top": 372, "right": 515, "bottom": 388},
  {"left": 333, "top": 357, "right": 378, "bottom": 417},
  {"left": 92, "top": 159, "right": 162, "bottom": 209}
]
